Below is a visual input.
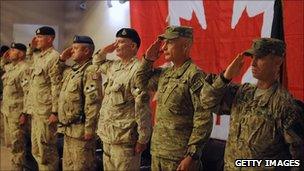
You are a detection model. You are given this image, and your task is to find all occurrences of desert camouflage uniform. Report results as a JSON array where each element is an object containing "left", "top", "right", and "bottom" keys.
[
  {"left": 58, "top": 61, "right": 102, "bottom": 170},
  {"left": 1, "top": 61, "right": 31, "bottom": 170},
  {"left": 26, "top": 47, "right": 62, "bottom": 170},
  {"left": 93, "top": 52, "right": 151, "bottom": 171}
]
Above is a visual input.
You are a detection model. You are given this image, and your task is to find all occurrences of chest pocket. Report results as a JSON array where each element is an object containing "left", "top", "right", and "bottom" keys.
[
  {"left": 33, "top": 67, "right": 47, "bottom": 86},
  {"left": 108, "top": 83, "right": 125, "bottom": 105},
  {"left": 239, "top": 110, "right": 276, "bottom": 155},
  {"left": 67, "top": 82, "right": 80, "bottom": 102},
  {"left": 162, "top": 79, "right": 189, "bottom": 113}
]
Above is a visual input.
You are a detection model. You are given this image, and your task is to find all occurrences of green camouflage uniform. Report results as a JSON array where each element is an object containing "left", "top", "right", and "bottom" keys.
[
  {"left": 26, "top": 47, "right": 62, "bottom": 170},
  {"left": 1, "top": 61, "right": 31, "bottom": 170},
  {"left": 201, "top": 74, "right": 304, "bottom": 170},
  {"left": 93, "top": 52, "right": 151, "bottom": 171},
  {"left": 58, "top": 61, "right": 102, "bottom": 170},
  {"left": 136, "top": 57, "right": 213, "bottom": 170}
]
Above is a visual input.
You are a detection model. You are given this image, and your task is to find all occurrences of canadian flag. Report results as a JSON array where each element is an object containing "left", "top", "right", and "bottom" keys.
[{"left": 130, "top": 0, "right": 303, "bottom": 140}]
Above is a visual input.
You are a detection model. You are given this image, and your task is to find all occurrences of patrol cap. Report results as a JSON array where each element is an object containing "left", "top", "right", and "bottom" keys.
[
  {"left": 158, "top": 26, "right": 193, "bottom": 40},
  {"left": 73, "top": 35, "right": 94, "bottom": 45},
  {"left": 243, "top": 38, "right": 286, "bottom": 58},
  {"left": 11, "top": 43, "right": 27, "bottom": 52},
  {"left": 116, "top": 28, "right": 141, "bottom": 48},
  {"left": 35, "top": 26, "right": 55, "bottom": 36}
]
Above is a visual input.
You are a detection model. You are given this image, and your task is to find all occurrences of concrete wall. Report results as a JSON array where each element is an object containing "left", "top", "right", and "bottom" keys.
[
  {"left": 0, "top": 0, "right": 130, "bottom": 54},
  {"left": 0, "top": 0, "right": 66, "bottom": 51}
]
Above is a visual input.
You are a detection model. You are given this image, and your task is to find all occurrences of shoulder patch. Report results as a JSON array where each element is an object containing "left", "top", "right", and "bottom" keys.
[{"left": 190, "top": 79, "right": 203, "bottom": 92}]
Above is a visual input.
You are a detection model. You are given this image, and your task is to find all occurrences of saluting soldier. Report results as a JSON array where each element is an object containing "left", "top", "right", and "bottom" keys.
[
  {"left": 201, "top": 38, "right": 304, "bottom": 170},
  {"left": 1, "top": 43, "right": 31, "bottom": 170},
  {"left": 93, "top": 28, "right": 151, "bottom": 171},
  {"left": 136, "top": 26, "right": 213, "bottom": 171},
  {"left": 26, "top": 26, "right": 63, "bottom": 170},
  {"left": 57, "top": 35, "right": 103, "bottom": 170}
]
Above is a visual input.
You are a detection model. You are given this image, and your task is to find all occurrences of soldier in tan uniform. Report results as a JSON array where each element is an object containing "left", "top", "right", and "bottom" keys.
[
  {"left": 93, "top": 28, "right": 151, "bottom": 171},
  {"left": 201, "top": 38, "right": 304, "bottom": 170},
  {"left": 26, "top": 26, "right": 62, "bottom": 170},
  {"left": 1, "top": 43, "right": 31, "bottom": 170},
  {"left": 0, "top": 45, "right": 10, "bottom": 146},
  {"left": 57, "top": 35, "right": 102, "bottom": 170},
  {"left": 136, "top": 26, "right": 213, "bottom": 171}
]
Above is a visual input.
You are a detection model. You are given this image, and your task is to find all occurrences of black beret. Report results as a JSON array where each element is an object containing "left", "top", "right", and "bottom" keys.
[
  {"left": 11, "top": 43, "right": 27, "bottom": 52},
  {"left": 116, "top": 28, "right": 141, "bottom": 48},
  {"left": 73, "top": 35, "right": 94, "bottom": 45},
  {"left": 36, "top": 26, "right": 55, "bottom": 36}
]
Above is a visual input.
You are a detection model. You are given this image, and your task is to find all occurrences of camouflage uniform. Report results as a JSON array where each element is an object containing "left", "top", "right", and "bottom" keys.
[
  {"left": 26, "top": 47, "right": 62, "bottom": 170},
  {"left": 58, "top": 61, "right": 102, "bottom": 170},
  {"left": 201, "top": 75, "right": 304, "bottom": 170},
  {"left": 93, "top": 51, "right": 151, "bottom": 171},
  {"left": 136, "top": 58, "right": 213, "bottom": 171},
  {"left": 1, "top": 60, "right": 31, "bottom": 170}
]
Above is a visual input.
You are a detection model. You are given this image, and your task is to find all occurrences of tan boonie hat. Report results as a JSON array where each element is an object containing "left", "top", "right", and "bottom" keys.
[
  {"left": 243, "top": 38, "right": 286, "bottom": 58},
  {"left": 158, "top": 26, "right": 193, "bottom": 40}
]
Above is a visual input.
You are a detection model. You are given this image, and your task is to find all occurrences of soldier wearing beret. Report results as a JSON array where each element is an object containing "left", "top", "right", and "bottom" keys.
[
  {"left": 135, "top": 26, "right": 213, "bottom": 170},
  {"left": 93, "top": 28, "right": 152, "bottom": 170},
  {"left": 0, "top": 45, "right": 10, "bottom": 146},
  {"left": 1, "top": 43, "right": 31, "bottom": 170},
  {"left": 26, "top": 26, "right": 63, "bottom": 170},
  {"left": 57, "top": 35, "right": 103, "bottom": 170},
  {"left": 201, "top": 38, "right": 304, "bottom": 170}
]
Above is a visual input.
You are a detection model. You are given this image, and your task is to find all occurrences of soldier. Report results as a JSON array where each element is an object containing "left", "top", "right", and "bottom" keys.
[
  {"left": 93, "top": 28, "right": 151, "bottom": 171},
  {"left": 136, "top": 26, "right": 213, "bottom": 170},
  {"left": 58, "top": 35, "right": 102, "bottom": 170},
  {"left": 1, "top": 43, "right": 31, "bottom": 170},
  {"left": 0, "top": 45, "right": 10, "bottom": 146},
  {"left": 201, "top": 38, "right": 304, "bottom": 170},
  {"left": 26, "top": 26, "right": 62, "bottom": 170}
]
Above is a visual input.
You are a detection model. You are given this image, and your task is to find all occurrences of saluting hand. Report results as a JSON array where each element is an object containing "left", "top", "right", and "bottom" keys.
[
  {"left": 224, "top": 53, "right": 245, "bottom": 80},
  {"left": 3, "top": 49, "right": 11, "bottom": 59},
  {"left": 30, "top": 37, "right": 37, "bottom": 50},
  {"left": 60, "top": 47, "right": 73, "bottom": 61},
  {"left": 145, "top": 39, "right": 163, "bottom": 61},
  {"left": 100, "top": 41, "right": 118, "bottom": 55}
]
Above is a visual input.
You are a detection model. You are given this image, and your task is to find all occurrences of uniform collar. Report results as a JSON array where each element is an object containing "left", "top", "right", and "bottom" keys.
[
  {"left": 71, "top": 59, "right": 91, "bottom": 72},
  {"left": 256, "top": 81, "right": 279, "bottom": 107},
  {"left": 39, "top": 47, "right": 54, "bottom": 57},
  {"left": 115, "top": 57, "right": 137, "bottom": 71},
  {"left": 168, "top": 59, "right": 192, "bottom": 78}
]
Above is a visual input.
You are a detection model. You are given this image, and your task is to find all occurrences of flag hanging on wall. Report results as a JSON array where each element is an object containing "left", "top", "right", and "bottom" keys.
[{"left": 130, "top": 0, "right": 304, "bottom": 140}]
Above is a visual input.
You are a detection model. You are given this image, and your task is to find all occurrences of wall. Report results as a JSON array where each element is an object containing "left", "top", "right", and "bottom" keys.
[
  {"left": 0, "top": 0, "right": 131, "bottom": 54},
  {"left": 0, "top": 0, "right": 66, "bottom": 51},
  {"left": 64, "top": 0, "right": 130, "bottom": 57}
]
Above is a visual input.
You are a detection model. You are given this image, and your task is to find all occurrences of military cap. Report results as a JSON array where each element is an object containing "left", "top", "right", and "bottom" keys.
[
  {"left": 36, "top": 26, "right": 55, "bottom": 36},
  {"left": 73, "top": 35, "right": 94, "bottom": 45},
  {"left": 116, "top": 28, "right": 141, "bottom": 48},
  {"left": 11, "top": 43, "right": 27, "bottom": 52},
  {"left": 158, "top": 26, "right": 193, "bottom": 40},
  {"left": 243, "top": 38, "right": 286, "bottom": 58}
]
